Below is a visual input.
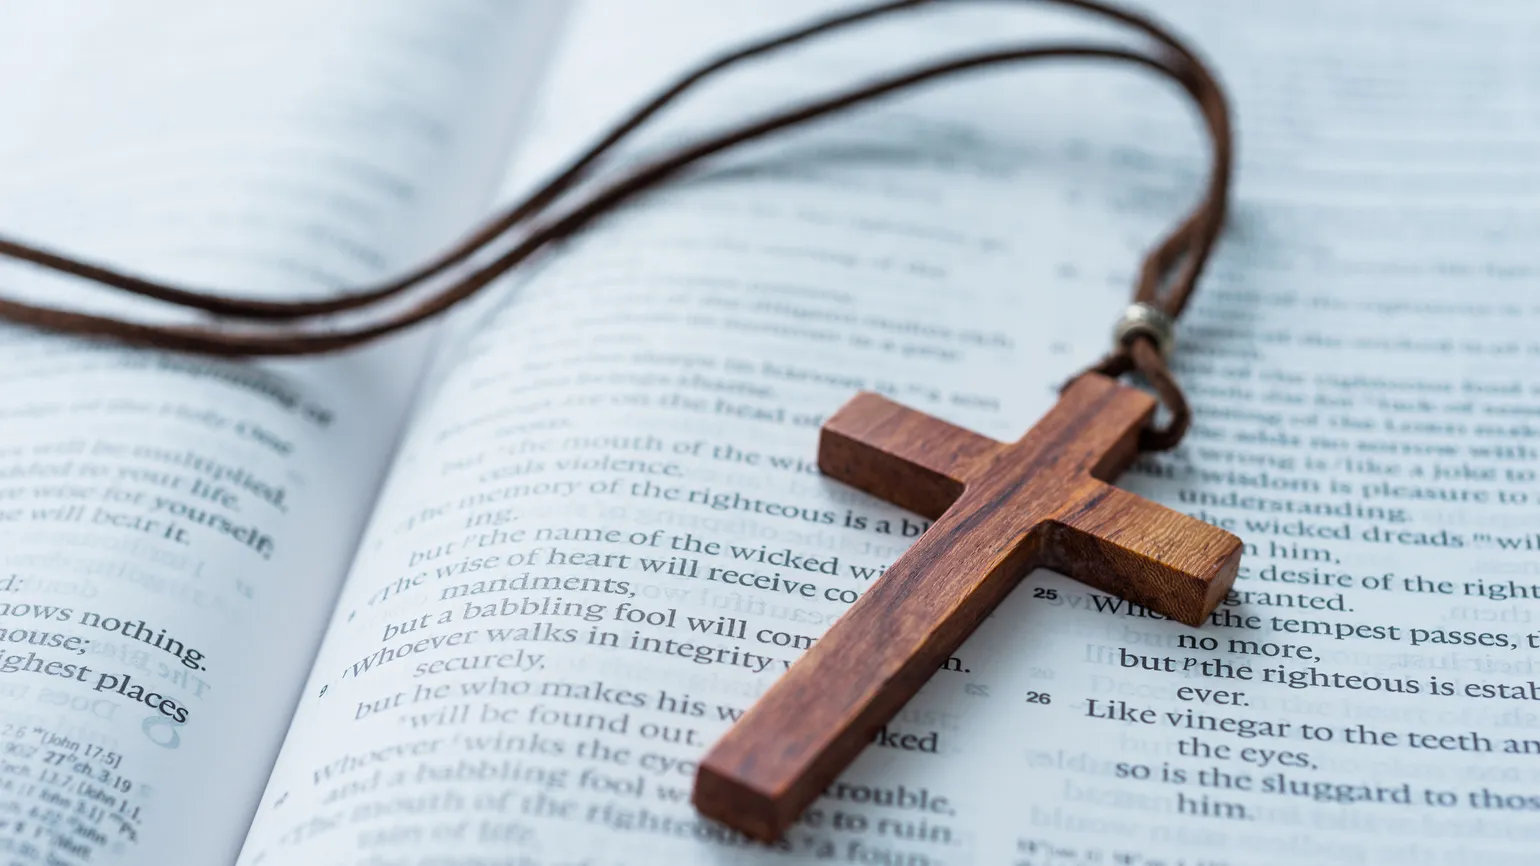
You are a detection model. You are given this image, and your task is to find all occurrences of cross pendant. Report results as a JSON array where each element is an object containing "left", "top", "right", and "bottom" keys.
[{"left": 693, "top": 373, "right": 1242, "bottom": 841}]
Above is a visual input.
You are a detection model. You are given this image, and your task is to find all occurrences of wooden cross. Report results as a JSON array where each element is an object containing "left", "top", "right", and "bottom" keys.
[{"left": 693, "top": 373, "right": 1242, "bottom": 841}]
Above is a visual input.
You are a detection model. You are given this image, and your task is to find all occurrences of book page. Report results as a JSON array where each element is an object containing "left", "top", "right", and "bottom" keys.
[
  {"left": 245, "top": 1, "right": 1540, "bottom": 863},
  {"left": 0, "top": 3, "right": 562, "bottom": 864}
]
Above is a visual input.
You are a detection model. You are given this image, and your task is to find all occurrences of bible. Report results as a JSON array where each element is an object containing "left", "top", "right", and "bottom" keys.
[{"left": 0, "top": 2, "right": 1535, "bottom": 865}]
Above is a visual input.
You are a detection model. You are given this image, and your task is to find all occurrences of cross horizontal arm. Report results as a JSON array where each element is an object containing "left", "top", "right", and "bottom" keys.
[
  {"left": 1050, "top": 483, "right": 1242, "bottom": 626},
  {"left": 818, "top": 391, "right": 1000, "bottom": 519}
]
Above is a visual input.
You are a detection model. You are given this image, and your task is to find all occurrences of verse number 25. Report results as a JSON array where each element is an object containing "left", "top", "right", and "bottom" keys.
[{"left": 1032, "top": 587, "right": 1058, "bottom": 600}]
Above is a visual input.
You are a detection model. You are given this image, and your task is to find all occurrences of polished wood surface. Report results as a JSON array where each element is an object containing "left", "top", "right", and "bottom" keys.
[{"left": 693, "top": 373, "right": 1242, "bottom": 841}]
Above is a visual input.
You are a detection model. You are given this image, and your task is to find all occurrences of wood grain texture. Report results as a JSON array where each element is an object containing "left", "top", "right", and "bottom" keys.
[{"left": 692, "top": 373, "right": 1243, "bottom": 842}]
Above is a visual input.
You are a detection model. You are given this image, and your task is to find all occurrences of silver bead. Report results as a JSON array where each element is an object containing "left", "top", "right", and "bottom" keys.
[{"left": 1112, "top": 302, "right": 1176, "bottom": 358}]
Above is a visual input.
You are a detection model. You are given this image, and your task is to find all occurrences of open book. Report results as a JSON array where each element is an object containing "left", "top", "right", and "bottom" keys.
[{"left": 1, "top": 1, "right": 1537, "bottom": 863}]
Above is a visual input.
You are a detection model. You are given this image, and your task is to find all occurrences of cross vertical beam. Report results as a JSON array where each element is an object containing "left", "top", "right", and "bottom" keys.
[{"left": 693, "top": 374, "right": 1242, "bottom": 841}]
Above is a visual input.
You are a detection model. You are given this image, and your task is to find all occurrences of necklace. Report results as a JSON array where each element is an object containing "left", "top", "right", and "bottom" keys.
[{"left": 0, "top": 0, "right": 1238, "bottom": 843}]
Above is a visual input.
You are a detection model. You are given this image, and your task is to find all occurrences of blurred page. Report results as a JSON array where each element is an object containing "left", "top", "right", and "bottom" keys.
[{"left": 0, "top": 3, "right": 561, "bottom": 864}]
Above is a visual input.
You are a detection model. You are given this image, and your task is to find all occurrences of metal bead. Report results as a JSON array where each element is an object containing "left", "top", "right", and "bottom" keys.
[{"left": 1112, "top": 302, "right": 1176, "bottom": 358}]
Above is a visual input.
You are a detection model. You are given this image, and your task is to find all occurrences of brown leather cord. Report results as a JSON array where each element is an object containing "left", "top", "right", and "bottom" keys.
[
  {"left": 1079, "top": 335, "right": 1189, "bottom": 450},
  {"left": 0, "top": 0, "right": 1231, "bottom": 450}
]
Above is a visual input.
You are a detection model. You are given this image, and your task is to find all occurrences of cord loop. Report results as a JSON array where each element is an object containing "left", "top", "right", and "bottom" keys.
[{"left": 0, "top": 0, "right": 1231, "bottom": 451}]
